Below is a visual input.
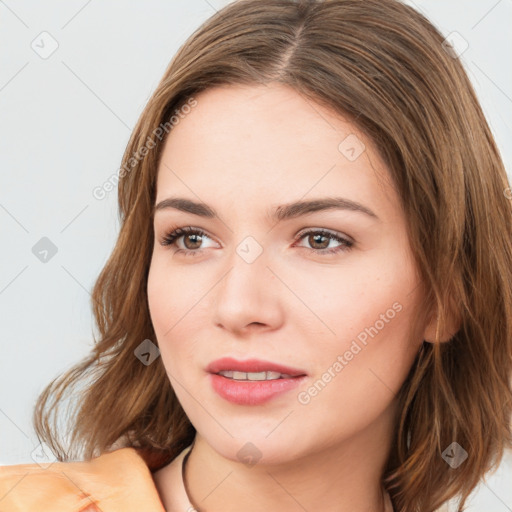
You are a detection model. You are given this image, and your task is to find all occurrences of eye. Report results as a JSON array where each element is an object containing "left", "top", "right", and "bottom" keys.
[
  {"left": 159, "top": 226, "right": 217, "bottom": 257},
  {"left": 293, "top": 229, "right": 354, "bottom": 255}
]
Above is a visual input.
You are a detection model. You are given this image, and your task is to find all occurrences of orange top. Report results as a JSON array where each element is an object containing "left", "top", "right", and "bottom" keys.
[{"left": 0, "top": 447, "right": 169, "bottom": 512}]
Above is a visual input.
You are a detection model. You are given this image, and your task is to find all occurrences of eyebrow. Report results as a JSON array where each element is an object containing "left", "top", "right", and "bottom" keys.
[{"left": 153, "top": 196, "right": 379, "bottom": 222}]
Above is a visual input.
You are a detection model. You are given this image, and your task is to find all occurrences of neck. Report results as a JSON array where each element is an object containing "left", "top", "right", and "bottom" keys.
[{"left": 183, "top": 401, "right": 397, "bottom": 512}]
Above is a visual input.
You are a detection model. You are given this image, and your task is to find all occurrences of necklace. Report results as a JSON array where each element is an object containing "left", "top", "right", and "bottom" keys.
[
  {"left": 182, "top": 449, "right": 202, "bottom": 512},
  {"left": 181, "top": 449, "right": 394, "bottom": 512}
]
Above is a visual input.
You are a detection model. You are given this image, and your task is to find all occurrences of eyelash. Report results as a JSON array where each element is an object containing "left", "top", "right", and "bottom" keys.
[{"left": 159, "top": 226, "right": 354, "bottom": 257}]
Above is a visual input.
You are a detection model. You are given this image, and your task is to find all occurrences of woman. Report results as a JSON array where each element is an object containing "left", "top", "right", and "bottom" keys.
[{"left": 1, "top": 0, "right": 511, "bottom": 511}]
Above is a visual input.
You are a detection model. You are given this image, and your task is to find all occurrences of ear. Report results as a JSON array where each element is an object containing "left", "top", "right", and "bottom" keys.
[{"left": 423, "top": 294, "right": 461, "bottom": 343}]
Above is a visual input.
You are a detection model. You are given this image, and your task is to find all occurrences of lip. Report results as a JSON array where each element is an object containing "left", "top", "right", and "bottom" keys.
[
  {"left": 209, "top": 373, "right": 307, "bottom": 405},
  {"left": 206, "top": 357, "right": 308, "bottom": 377}
]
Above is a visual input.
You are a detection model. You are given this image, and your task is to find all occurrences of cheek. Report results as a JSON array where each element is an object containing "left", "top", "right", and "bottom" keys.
[
  {"left": 147, "top": 256, "right": 207, "bottom": 372},
  {"left": 294, "top": 292, "right": 417, "bottom": 441},
  {"left": 147, "top": 260, "right": 171, "bottom": 332},
  {"left": 147, "top": 254, "right": 204, "bottom": 329},
  {"left": 288, "top": 260, "right": 410, "bottom": 338},
  {"left": 287, "top": 250, "right": 419, "bottom": 382}
]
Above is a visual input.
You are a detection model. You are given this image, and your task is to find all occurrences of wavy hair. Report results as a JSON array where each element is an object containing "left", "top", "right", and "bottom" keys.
[{"left": 33, "top": 1, "right": 512, "bottom": 510}]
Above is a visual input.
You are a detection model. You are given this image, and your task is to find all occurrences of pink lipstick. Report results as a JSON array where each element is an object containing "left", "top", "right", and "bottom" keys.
[{"left": 207, "top": 357, "right": 308, "bottom": 406}]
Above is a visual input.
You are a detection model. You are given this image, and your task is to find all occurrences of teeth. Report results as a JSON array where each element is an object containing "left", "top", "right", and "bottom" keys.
[{"left": 218, "top": 370, "right": 293, "bottom": 380}]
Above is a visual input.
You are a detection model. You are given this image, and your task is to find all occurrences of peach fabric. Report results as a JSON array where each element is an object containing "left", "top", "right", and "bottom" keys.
[{"left": 0, "top": 447, "right": 166, "bottom": 512}]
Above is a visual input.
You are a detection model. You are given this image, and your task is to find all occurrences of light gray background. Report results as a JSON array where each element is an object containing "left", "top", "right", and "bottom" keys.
[{"left": 1, "top": 1, "right": 511, "bottom": 510}]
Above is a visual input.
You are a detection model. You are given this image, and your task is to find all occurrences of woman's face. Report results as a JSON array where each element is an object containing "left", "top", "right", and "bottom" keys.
[{"left": 147, "top": 83, "right": 426, "bottom": 464}]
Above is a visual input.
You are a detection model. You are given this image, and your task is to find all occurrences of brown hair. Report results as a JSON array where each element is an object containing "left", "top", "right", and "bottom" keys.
[{"left": 33, "top": 1, "right": 512, "bottom": 510}]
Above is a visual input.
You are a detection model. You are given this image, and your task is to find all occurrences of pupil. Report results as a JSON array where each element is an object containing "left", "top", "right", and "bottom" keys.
[
  {"left": 185, "top": 234, "right": 202, "bottom": 250},
  {"left": 310, "top": 234, "right": 328, "bottom": 249}
]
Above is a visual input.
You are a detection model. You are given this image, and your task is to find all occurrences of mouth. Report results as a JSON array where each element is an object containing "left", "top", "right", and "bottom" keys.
[
  {"left": 206, "top": 357, "right": 308, "bottom": 379},
  {"left": 215, "top": 370, "right": 302, "bottom": 381},
  {"left": 207, "top": 359, "right": 308, "bottom": 405}
]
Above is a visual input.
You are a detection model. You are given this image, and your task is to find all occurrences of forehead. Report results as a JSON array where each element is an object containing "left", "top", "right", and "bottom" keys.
[{"left": 155, "top": 83, "right": 397, "bottom": 217}]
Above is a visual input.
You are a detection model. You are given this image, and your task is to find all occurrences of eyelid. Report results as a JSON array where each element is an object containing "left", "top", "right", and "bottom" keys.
[
  {"left": 160, "top": 226, "right": 220, "bottom": 248},
  {"left": 295, "top": 226, "right": 354, "bottom": 243},
  {"left": 293, "top": 228, "right": 354, "bottom": 254}
]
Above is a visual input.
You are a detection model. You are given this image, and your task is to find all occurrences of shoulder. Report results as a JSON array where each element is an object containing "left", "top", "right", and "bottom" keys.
[{"left": 0, "top": 447, "right": 166, "bottom": 511}]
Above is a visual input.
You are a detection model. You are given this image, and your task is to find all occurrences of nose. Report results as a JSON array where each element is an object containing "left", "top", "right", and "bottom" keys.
[{"left": 212, "top": 245, "right": 284, "bottom": 336}]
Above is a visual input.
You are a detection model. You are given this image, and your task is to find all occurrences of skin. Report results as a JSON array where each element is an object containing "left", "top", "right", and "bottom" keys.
[{"left": 148, "top": 83, "right": 450, "bottom": 512}]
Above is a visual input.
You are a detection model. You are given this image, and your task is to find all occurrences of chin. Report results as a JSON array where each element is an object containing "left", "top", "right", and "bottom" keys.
[{"left": 200, "top": 430, "right": 308, "bottom": 467}]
